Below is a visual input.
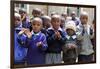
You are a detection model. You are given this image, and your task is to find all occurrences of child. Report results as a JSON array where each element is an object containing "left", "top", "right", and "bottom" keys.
[
  {"left": 30, "top": 8, "right": 42, "bottom": 31},
  {"left": 14, "top": 13, "right": 27, "bottom": 65},
  {"left": 63, "top": 21, "right": 78, "bottom": 64},
  {"left": 61, "top": 13, "right": 67, "bottom": 20},
  {"left": 41, "top": 15, "right": 51, "bottom": 34},
  {"left": 60, "top": 17, "right": 65, "bottom": 29},
  {"left": 70, "top": 11, "right": 80, "bottom": 26},
  {"left": 45, "top": 14, "right": 66, "bottom": 64},
  {"left": 19, "top": 8, "right": 31, "bottom": 29},
  {"left": 18, "top": 17, "right": 48, "bottom": 65},
  {"left": 78, "top": 11, "right": 94, "bottom": 63},
  {"left": 31, "top": 8, "right": 41, "bottom": 18}
]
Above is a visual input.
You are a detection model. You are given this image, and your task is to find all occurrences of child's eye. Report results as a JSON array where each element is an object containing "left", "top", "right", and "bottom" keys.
[
  {"left": 37, "top": 24, "right": 40, "bottom": 26},
  {"left": 15, "top": 18, "right": 20, "bottom": 21}
]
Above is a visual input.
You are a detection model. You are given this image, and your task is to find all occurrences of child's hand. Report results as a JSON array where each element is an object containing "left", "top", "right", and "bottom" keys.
[
  {"left": 71, "top": 45, "right": 77, "bottom": 49},
  {"left": 18, "top": 28, "right": 26, "bottom": 35},
  {"left": 21, "top": 14, "right": 27, "bottom": 21},
  {"left": 67, "top": 44, "right": 77, "bottom": 49},
  {"left": 36, "top": 42, "right": 43, "bottom": 48},
  {"left": 55, "top": 31, "right": 61, "bottom": 40},
  {"left": 24, "top": 29, "right": 32, "bottom": 38}
]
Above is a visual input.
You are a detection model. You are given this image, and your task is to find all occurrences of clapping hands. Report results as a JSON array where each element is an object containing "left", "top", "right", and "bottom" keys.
[
  {"left": 36, "top": 42, "right": 43, "bottom": 48},
  {"left": 54, "top": 31, "right": 61, "bottom": 40},
  {"left": 18, "top": 28, "right": 32, "bottom": 38},
  {"left": 67, "top": 43, "right": 77, "bottom": 49}
]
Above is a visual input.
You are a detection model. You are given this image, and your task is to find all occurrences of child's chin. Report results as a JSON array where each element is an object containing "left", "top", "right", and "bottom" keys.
[{"left": 34, "top": 31, "right": 40, "bottom": 33}]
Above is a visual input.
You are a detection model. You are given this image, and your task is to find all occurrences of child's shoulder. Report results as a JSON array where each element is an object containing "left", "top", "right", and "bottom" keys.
[{"left": 40, "top": 32, "right": 46, "bottom": 37}]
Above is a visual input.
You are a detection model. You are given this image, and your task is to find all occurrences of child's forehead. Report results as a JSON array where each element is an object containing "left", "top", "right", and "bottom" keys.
[
  {"left": 80, "top": 11, "right": 88, "bottom": 18},
  {"left": 80, "top": 15, "right": 88, "bottom": 18},
  {"left": 33, "top": 8, "right": 41, "bottom": 12},
  {"left": 51, "top": 15, "right": 61, "bottom": 19},
  {"left": 32, "top": 18, "right": 42, "bottom": 24},
  {"left": 42, "top": 16, "right": 51, "bottom": 20},
  {"left": 66, "top": 28, "right": 74, "bottom": 31},
  {"left": 51, "top": 18, "right": 61, "bottom": 22}
]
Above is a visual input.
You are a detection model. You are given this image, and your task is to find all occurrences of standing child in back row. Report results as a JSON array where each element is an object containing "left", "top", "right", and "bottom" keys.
[
  {"left": 78, "top": 11, "right": 94, "bottom": 63},
  {"left": 45, "top": 14, "right": 66, "bottom": 64}
]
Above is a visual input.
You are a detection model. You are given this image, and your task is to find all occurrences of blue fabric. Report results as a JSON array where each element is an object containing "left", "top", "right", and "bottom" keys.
[
  {"left": 18, "top": 32, "right": 48, "bottom": 65},
  {"left": 22, "top": 17, "right": 31, "bottom": 29},
  {"left": 46, "top": 29, "right": 66, "bottom": 53},
  {"left": 72, "top": 18, "right": 80, "bottom": 26},
  {"left": 14, "top": 26, "right": 27, "bottom": 63},
  {"left": 22, "top": 21, "right": 31, "bottom": 29}
]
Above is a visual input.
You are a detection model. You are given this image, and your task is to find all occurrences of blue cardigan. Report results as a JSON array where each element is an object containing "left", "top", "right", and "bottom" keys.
[
  {"left": 46, "top": 27, "right": 66, "bottom": 53},
  {"left": 14, "top": 27, "right": 27, "bottom": 63},
  {"left": 18, "top": 31, "right": 48, "bottom": 65}
]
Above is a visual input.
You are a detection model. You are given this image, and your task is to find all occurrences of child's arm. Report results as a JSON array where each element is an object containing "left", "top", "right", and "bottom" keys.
[
  {"left": 24, "top": 29, "right": 32, "bottom": 38},
  {"left": 18, "top": 28, "right": 26, "bottom": 35},
  {"left": 17, "top": 29, "right": 31, "bottom": 48},
  {"left": 76, "top": 27, "right": 84, "bottom": 40},
  {"left": 17, "top": 34, "right": 29, "bottom": 48},
  {"left": 89, "top": 27, "right": 94, "bottom": 39},
  {"left": 57, "top": 31, "right": 66, "bottom": 44},
  {"left": 37, "top": 34, "right": 48, "bottom": 51},
  {"left": 46, "top": 31, "right": 56, "bottom": 44},
  {"left": 76, "top": 32, "right": 84, "bottom": 40}
]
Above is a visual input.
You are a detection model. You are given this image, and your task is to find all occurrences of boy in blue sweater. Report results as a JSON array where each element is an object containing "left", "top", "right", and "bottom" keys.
[
  {"left": 14, "top": 13, "right": 27, "bottom": 65},
  {"left": 18, "top": 17, "right": 48, "bottom": 65},
  {"left": 45, "top": 15, "right": 66, "bottom": 64}
]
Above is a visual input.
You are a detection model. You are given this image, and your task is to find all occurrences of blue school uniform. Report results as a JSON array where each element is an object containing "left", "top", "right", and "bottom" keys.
[
  {"left": 45, "top": 27, "right": 66, "bottom": 64},
  {"left": 22, "top": 16, "right": 31, "bottom": 29},
  {"left": 14, "top": 25, "right": 27, "bottom": 64},
  {"left": 46, "top": 27, "right": 66, "bottom": 53},
  {"left": 18, "top": 31, "right": 48, "bottom": 65}
]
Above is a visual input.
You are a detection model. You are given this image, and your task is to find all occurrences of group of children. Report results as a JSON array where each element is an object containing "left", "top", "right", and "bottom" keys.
[{"left": 14, "top": 8, "right": 95, "bottom": 65}]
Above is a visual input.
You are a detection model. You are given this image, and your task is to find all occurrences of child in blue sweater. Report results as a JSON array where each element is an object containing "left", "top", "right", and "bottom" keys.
[
  {"left": 14, "top": 13, "right": 27, "bottom": 65},
  {"left": 45, "top": 15, "right": 66, "bottom": 64},
  {"left": 18, "top": 17, "right": 48, "bottom": 65}
]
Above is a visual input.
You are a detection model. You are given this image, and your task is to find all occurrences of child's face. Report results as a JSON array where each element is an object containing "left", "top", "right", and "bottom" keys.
[
  {"left": 15, "top": 17, "right": 21, "bottom": 27},
  {"left": 43, "top": 19, "right": 51, "bottom": 29},
  {"left": 60, "top": 18, "right": 65, "bottom": 28},
  {"left": 32, "top": 11, "right": 41, "bottom": 17},
  {"left": 32, "top": 21, "right": 42, "bottom": 33},
  {"left": 66, "top": 29, "right": 75, "bottom": 36},
  {"left": 80, "top": 15, "right": 88, "bottom": 25},
  {"left": 51, "top": 18, "right": 61, "bottom": 30},
  {"left": 19, "top": 11, "right": 26, "bottom": 17},
  {"left": 71, "top": 14, "right": 76, "bottom": 20}
]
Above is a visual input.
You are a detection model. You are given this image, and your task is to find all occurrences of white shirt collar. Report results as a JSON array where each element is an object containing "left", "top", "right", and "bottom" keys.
[
  {"left": 48, "top": 26, "right": 63, "bottom": 31},
  {"left": 31, "top": 30, "right": 41, "bottom": 36},
  {"left": 66, "top": 35, "right": 76, "bottom": 40}
]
